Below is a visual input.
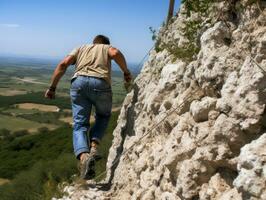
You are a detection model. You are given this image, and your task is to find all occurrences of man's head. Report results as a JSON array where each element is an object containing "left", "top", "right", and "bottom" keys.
[{"left": 93, "top": 35, "right": 110, "bottom": 45}]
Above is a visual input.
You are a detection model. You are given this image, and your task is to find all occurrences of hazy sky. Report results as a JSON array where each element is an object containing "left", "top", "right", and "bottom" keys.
[{"left": 0, "top": 0, "right": 180, "bottom": 63}]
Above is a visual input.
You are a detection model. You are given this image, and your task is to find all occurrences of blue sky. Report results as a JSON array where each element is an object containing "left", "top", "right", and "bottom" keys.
[{"left": 0, "top": 0, "right": 180, "bottom": 63}]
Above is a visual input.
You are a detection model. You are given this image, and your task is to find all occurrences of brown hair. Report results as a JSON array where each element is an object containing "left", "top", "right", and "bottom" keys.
[{"left": 93, "top": 35, "right": 110, "bottom": 45}]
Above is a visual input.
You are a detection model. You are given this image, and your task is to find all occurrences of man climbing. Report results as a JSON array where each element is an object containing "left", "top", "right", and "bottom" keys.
[{"left": 45, "top": 35, "right": 132, "bottom": 179}]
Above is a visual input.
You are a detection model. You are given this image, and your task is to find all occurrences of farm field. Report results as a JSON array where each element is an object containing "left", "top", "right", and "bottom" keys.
[
  {"left": 0, "top": 114, "right": 58, "bottom": 133},
  {"left": 0, "top": 88, "right": 27, "bottom": 96}
]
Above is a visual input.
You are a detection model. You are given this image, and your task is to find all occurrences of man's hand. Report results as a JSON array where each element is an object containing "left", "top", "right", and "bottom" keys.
[
  {"left": 124, "top": 71, "right": 132, "bottom": 83},
  {"left": 124, "top": 71, "right": 133, "bottom": 92},
  {"left": 45, "top": 55, "right": 75, "bottom": 100},
  {"left": 45, "top": 89, "right": 56, "bottom": 99}
]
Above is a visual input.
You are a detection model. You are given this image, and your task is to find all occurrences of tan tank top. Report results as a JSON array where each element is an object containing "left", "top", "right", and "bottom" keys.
[{"left": 69, "top": 44, "right": 112, "bottom": 84}]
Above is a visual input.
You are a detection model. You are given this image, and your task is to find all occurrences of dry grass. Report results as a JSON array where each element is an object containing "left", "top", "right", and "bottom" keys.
[
  {"left": 0, "top": 178, "right": 10, "bottom": 186},
  {"left": 15, "top": 103, "right": 60, "bottom": 112},
  {"left": 0, "top": 88, "right": 27, "bottom": 96},
  {"left": 59, "top": 116, "right": 73, "bottom": 125}
]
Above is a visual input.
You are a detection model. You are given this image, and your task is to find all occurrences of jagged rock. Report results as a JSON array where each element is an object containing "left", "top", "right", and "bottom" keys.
[
  {"left": 190, "top": 97, "right": 217, "bottom": 122},
  {"left": 199, "top": 173, "right": 242, "bottom": 200},
  {"left": 234, "top": 133, "right": 266, "bottom": 200},
  {"left": 55, "top": 1, "right": 266, "bottom": 199}
]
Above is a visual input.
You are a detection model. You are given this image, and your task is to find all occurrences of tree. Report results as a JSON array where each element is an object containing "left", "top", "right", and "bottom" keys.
[{"left": 167, "top": 0, "right": 175, "bottom": 24}]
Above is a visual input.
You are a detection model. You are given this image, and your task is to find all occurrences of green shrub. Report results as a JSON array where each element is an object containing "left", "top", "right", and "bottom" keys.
[
  {"left": 156, "top": 19, "right": 202, "bottom": 62},
  {"left": 165, "top": 43, "right": 200, "bottom": 62},
  {"left": 38, "top": 127, "right": 49, "bottom": 134},
  {"left": 154, "top": 1, "right": 216, "bottom": 62},
  {"left": 0, "top": 129, "right": 14, "bottom": 141},
  {"left": 0, "top": 154, "right": 77, "bottom": 200},
  {"left": 0, "top": 110, "right": 120, "bottom": 199},
  {"left": 149, "top": 27, "right": 157, "bottom": 41},
  {"left": 182, "top": 0, "right": 213, "bottom": 17},
  {"left": 0, "top": 126, "right": 73, "bottom": 179},
  {"left": 18, "top": 111, "right": 65, "bottom": 125},
  {"left": 13, "top": 129, "right": 29, "bottom": 137},
  {"left": 0, "top": 129, "right": 11, "bottom": 139}
]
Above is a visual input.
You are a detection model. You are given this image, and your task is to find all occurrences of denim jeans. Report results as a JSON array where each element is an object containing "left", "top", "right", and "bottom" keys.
[{"left": 70, "top": 76, "right": 112, "bottom": 158}]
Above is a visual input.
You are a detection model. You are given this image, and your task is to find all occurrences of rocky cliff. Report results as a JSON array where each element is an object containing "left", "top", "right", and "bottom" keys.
[{"left": 57, "top": 1, "right": 266, "bottom": 199}]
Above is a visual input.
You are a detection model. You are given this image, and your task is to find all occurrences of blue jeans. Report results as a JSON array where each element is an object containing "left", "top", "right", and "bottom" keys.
[{"left": 70, "top": 76, "right": 112, "bottom": 159}]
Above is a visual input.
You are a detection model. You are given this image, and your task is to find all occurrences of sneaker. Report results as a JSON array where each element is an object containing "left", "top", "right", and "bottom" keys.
[
  {"left": 79, "top": 153, "right": 96, "bottom": 180},
  {"left": 90, "top": 146, "right": 102, "bottom": 161}
]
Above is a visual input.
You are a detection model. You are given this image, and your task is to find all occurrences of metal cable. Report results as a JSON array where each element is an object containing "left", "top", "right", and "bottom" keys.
[{"left": 94, "top": 88, "right": 203, "bottom": 181}]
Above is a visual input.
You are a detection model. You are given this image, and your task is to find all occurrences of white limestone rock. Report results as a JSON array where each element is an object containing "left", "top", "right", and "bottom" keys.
[
  {"left": 190, "top": 97, "right": 217, "bottom": 122},
  {"left": 234, "top": 133, "right": 266, "bottom": 200},
  {"left": 199, "top": 173, "right": 242, "bottom": 200}
]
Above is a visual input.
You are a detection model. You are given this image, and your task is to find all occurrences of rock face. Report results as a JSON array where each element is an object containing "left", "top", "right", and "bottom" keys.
[
  {"left": 58, "top": 1, "right": 266, "bottom": 199},
  {"left": 234, "top": 133, "right": 266, "bottom": 199}
]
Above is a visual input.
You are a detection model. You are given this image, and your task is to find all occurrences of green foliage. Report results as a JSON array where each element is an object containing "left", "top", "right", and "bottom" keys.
[
  {"left": 38, "top": 127, "right": 49, "bottom": 134},
  {"left": 0, "top": 113, "right": 55, "bottom": 134},
  {"left": 149, "top": 27, "right": 157, "bottom": 41},
  {"left": 19, "top": 111, "right": 63, "bottom": 125},
  {"left": 155, "top": 19, "right": 201, "bottom": 62},
  {"left": 0, "top": 126, "right": 73, "bottom": 179},
  {"left": 183, "top": 20, "right": 202, "bottom": 42},
  {"left": 154, "top": 37, "right": 163, "bottom": 53},
  {"left": 168, "top": 19, "right": 201, "bottom": 62},
  {"left": 0, "top": 129, "right": 14, "bottom": 141},
  {"left": 154, "top": 1, "right": 214, "bottom": 62},
  {"left": 165, "top": 43, "right": 200, "bottom": 62},
  {"left": 0, "top": 129, "right": 10, "bottom": 137},
  {"left": 182, "top": 0, "right": 213, "bottom": 17},
  {"left": 0, "top": 92, "right": 71, "bottom": 109},
  {"left": 0, "top": 154, "right": 77, "bottom": 200},
  {"left": 13, "top": 129, "right": 29, "bottom": 137}
]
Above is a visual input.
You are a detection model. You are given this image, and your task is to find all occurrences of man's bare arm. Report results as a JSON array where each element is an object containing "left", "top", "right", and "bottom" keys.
[
  {"left": 50, "top": 55, "right": 76, "bottom": 88},
  {"left": 45, "top": 55, "right": 75, "bottom": 99},
  {"left": 108, "top": 47, "right": 132, "bottom": 82}
]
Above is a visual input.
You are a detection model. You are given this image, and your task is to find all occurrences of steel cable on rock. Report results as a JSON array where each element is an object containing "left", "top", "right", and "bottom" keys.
[{"left": 93, "top": 86, "right": 204, "bottom": 181}]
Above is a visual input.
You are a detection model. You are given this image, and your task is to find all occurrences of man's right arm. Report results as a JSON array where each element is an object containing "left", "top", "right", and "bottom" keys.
[
  {"left": 44, "top": 55, "right": 76, "bottom": 99},
  {"left": 108, "top": 47, "right": 132, "bottom": 82}
]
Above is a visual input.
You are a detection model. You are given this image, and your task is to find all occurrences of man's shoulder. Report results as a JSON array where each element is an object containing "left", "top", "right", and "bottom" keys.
[{"left": 80, "top": 44, "right": 94, "bottom": 49}]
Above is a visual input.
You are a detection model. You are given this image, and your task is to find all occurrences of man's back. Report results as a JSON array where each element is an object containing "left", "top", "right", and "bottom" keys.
[{"left": 70, "top": 44, "right": 112, "bottom": 84}]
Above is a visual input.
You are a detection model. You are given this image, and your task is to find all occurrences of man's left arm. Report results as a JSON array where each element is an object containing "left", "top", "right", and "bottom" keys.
[{"left": 45, "top": 55, "right": 75, "bottom": 99}]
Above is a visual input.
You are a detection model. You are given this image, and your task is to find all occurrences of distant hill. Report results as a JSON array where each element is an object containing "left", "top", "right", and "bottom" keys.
[{"left": 0, "top": 56, "right": 142, "bottom": 75}]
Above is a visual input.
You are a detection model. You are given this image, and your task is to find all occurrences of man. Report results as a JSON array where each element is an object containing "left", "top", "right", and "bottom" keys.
[{"left": 45, "top": 35, "right": 132, "bottom": 179}]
